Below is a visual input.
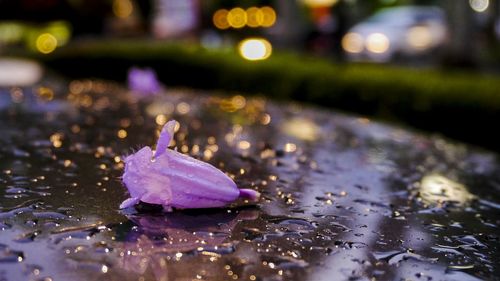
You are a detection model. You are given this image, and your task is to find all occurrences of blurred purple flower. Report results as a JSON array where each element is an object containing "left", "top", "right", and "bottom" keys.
[
  {"left": 120, "top": 120, "right": 260, "bottom": 211},
  {"left": 127, "top": 67, "right": 161, "bottom": 95}
]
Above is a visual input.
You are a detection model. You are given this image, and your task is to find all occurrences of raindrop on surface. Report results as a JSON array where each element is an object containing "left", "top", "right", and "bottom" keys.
[
  {"left": 431, "top": 244, "right": 466, "bottom": 256},
  {"left": 0, "top": 244, "right": 24, "bottom": 263},
  {"left": 260, "top": 255, "right": 309, "bottom": 269},
  {"left": 454, "top": 235, "right": 487, "bottom": 249}
]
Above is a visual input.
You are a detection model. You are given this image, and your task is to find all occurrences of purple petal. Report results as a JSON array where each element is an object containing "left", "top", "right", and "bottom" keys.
[
  {"left": 239, "top": 189, "right": 261, "bottom": 201},
  {"left": 120, "top": 197, "right": 141, "bottom": 209},
  {"left": 154, "top": 120, "right": 176, "bottom": 158}
]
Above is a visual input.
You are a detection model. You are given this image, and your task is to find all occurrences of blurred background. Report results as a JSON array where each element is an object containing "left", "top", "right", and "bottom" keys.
[
  {"left": 0, "top": 0, "right": 499, "bottom": 67},
  {"left": 0, "top": 0, "right": 499, "bottom": 151}
]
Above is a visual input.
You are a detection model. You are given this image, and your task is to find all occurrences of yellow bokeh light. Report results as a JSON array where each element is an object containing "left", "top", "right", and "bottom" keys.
[
  {"left": 469, "top": 0, "right": 489, "bottom": 12},
  {"left": 366, "top": 33, "right": 390, "bottom": 54},
  {"left": 113, "top": 0, "right": 133, "bottom": 18},
  {"left": 117, "top": 129, "right": 128, "bottom": 139},
  {"left": 238, "top": 140, "right": 251, "bottom": 150},
  {"left": 50, "top": 133, "right": 63, "bottom": 148},
  {"left": 213, "top": 9, "right": 230, "bottom": 29},
  {"left": 37, "top": 87, "right": 54, "bottom": 101},
  {"left": 46, "top": 21, "right": 71, "bottom": 46},
  {"left": 261, "top": 113, "right": 271, "bottom": 125},
  {"left": 220, "top": 95, "right": 247, "bottom": 112},
  {"left": 36, "top": 33, "right": 58, "bottom": 54},
  {"left": 282, "top": 118, "right": 319, "bottom": 141},
  {"left": 342, "top": 32, "right": 364, "bottom": 53},
  {"left": 301, "top": 0, "right": 339, "bottom": 8},
  {"left": 407, "top": 26, "right": 432, "bottom": 50},
  {"left": 239, "top": 38, "right": 272, "bottom": 61},
  {"left": 284, "top": 143, "right": 297, "bottom": 153},
  {"left": 227, "top": 7, "right": 247, "bottom": 29},
  {"left": 213, "top": 6, "right": 276, "bottom": 29},
  {"left": 260, "top": 7, "right": 276, "bottom": 27},
  {"left": 155, "top": 114, "right": 167, "bottom": 125},
  {"left": 231, "top": 95, "right": 246, "bottom": 109},
  {"left": 176, "top": 102, "right": 191, "bottom": 114},
  {"left": 246, "top": 7, "right": 264, "bottom": 28}
]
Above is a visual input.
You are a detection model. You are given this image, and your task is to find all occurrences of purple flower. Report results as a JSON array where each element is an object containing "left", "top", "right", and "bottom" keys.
[
  {"left": 120, "top": 120, "right": 260, "bottom": 210},
  {"left": 127, "top": 67, "right": 161, "bottom": 95}
]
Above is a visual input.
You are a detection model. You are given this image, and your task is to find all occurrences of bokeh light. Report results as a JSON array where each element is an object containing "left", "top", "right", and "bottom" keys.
[
  {"left": 213, "top": 9, "right": 230, "bottom": 29},
  {"left": 282, "top": 118, "right": 320, "bottom": 141},
  {"left": 176, "top": 102, "right": 191, "bottom": 114},
  {"left": 366, "top": 33, "right": 390, "bottom": 54},
  {"left": 260, "top": 7, "right": 277, "bottom": 27},
  {"left": 301, "top": 0, "right": 339, "bottom": 8},
  {"left": 407, "top": 26, "right": 432, "bottom": 50},
  {"left": 50, "top": 133, "right": 63, "bottom": 148},
  {"left": 342, "top": 32, "right": 364, "bottom": 53},
  {"left": 238, "top": 140, "right": 251, "bottom": 150},
  {"left": 0, "top": 22, "right": 24, "bottom": 44},
  {"left": 213, "top": 7, "right": 276, "bottom": 29},
  {"left": 113, "top": 0, "right": 133, "bottom": 18},
  {"left": 45, "top": 21, "right": 71, "bottom": 46},
  {"left": 238, "top": 38, "right": 272, "bottom": 61},
  {"left": 117, "top": 129, "right": 128, "bottom": 139},
  {"left": 420, "top": 174, "right": 474, "bottom": 207},
  {"left": 37, "top": 87, "right": 54, "bottom": 101},
  {"left": 0, "top": 59, "right": 42, "bottom": 86},
  {"left": 155, "top": 114, "right": 168, "bottom": 125},
  {"left": 246, "top": 7, "right": 264, "bottom": 28},
  {"left": 220, "top": 95, "right": 247, "bottom": 112},
  {"left": 469, "top": 0, "right": 489, "bottom": 12},
  {"left": 36, "top": 33, "right": 58, "bottom": 54},
  {"left": 227, "top": 8, "right": 247, "bottom": 29}
]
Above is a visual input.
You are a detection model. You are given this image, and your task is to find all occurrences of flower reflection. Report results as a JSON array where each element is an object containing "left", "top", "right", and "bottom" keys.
[
  {"left": 117, "top": 209, "right": 258, "bottom": 280},
  {"left": 419, "top": 174, "right": 475, "bottom": 206}
]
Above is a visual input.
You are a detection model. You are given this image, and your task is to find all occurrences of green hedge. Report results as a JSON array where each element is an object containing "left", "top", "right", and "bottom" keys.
[{"left": 36, "top": 40, "right": 500, "bottom": 151}]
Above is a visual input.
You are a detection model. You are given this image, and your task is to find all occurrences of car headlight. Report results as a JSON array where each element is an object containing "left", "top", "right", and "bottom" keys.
[
  {"left": 365, "top": 33, "right": 390, "bottom": 54},
  {"left": 341, "top": 32, "right": 364, "bottom": 53}
]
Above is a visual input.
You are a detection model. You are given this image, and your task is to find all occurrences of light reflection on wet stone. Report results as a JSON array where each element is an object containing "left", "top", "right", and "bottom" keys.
[{"left": 0, "top": 79, "right": 499, "bottom": 281}]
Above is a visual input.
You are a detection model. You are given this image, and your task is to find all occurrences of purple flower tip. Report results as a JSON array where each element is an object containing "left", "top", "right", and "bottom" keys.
[
  {"left": 120, "top": 120, "right": 260, "bottom": 211},
  {"left": 239, "top": 189, "right": 261, "bottom": 201}
]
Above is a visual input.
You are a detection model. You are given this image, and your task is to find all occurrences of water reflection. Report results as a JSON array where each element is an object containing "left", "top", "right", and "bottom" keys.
[
  {"left": 419, "top": 174, "right": 475, "bottom": 207},
  {"left": 282, "top": 117, "right": 320, "bottom": 141},
  {"left": 116, "top": 208, "right": 258, "bottom": 280}
]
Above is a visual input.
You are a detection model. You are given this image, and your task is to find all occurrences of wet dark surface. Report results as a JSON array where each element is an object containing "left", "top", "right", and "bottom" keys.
[{"left": 0, "top": 79, "right": 499, "bottom": 281}]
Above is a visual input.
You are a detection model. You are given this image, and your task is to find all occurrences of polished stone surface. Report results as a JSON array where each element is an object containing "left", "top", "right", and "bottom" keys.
[{"left": 0, "top": 80, "right": 499, "bottom": 281}]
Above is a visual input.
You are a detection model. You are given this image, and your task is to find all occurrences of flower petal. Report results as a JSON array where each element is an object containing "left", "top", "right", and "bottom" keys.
[
  {"left": 154, "top": 120, "right": 176, "bottom": 158},
  {"left": 120, "top": 197, "right": 140, "bottom": 209},
  {"left": 239, "top": 189, "right": 261, "bottom": 201}
]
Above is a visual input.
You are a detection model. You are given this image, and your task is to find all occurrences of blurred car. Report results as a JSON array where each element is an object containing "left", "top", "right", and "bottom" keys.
[{"left": 341, "top": 6, "right": 448, "bottom": 62}]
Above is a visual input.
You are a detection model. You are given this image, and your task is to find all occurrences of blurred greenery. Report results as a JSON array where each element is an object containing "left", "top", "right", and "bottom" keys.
[{"left": 24, "top": 40, "right": 500, "bottom": 150}]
